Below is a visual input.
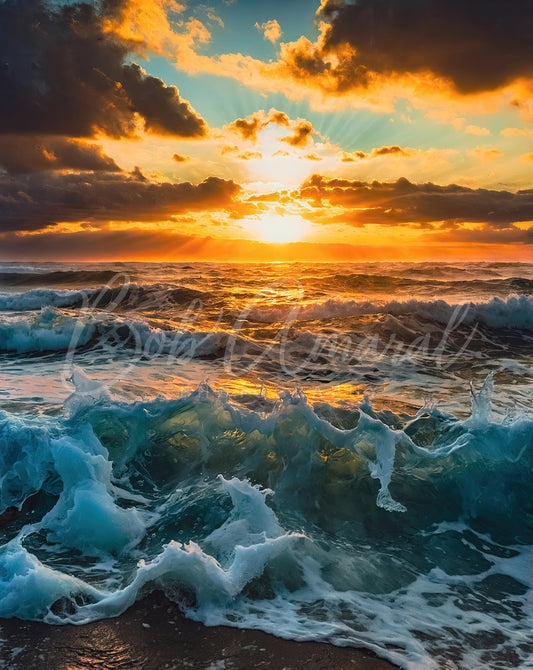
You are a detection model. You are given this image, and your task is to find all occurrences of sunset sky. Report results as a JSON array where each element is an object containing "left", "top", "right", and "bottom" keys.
[{"left": 1, "top": 0, "right": 532, "bottom": 261}]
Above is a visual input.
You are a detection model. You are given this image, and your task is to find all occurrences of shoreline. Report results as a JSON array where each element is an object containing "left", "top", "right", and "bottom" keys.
[{"left": 0, "top": 591, "right": 399, "bottom": 670}]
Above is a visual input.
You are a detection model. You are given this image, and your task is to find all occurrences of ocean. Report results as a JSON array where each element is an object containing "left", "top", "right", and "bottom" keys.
[{"left": 0, "top": 261, "right": 531, "bottom": 669}]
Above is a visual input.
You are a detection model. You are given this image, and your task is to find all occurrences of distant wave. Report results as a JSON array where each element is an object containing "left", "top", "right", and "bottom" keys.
[
  {"left": 0, "top": 308, "right": 96, "bottom": 353},
  {"left": 0, "top": 284, "right": 208, "bottom": 312},
  {"left": 0, "top": 288, "right": 90, "bottom": 311},
  {"left": 0, "top": 307, "right": 230, "bottom": 356},
  {"left": 0, "top": 269, "right": 129, "bottom": 287},
  {"left": 322, "top": 273, "right": 533, "bottom": 293},
  {"left": 246, "top": 294, "right": 533, "bottom": 330}
]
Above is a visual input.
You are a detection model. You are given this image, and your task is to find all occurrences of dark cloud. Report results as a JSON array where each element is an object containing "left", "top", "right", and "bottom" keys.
[
  {"left": 300, "top": 175, "right": 533, "bottom": 227},
  {"left": 268, "top": 111, "right": 290, "bottom": 127},
  {"left": 0, "top": 0, "right": 207, "bottom": 138},
  {"left": 0, "top": 135, "right": 121, "bottom": 173},
  {"left": 0, "top": 170, "right": 242, "bottom": 232},
  {"left": 236, "top": 151, "right": 263, "bottom": 160},
  {"left": 341, "top": 151, "right": 367, "bottom": 162},
  {"left": 172, "top": 154, "right": 190, "bottom": 163},
  {"left": 371, "top": 146, "right": 413, "bottom": 157},
  {"left": 341, "top": 146, "right": 414, "bottom": 161},
  {"left": 227, "top": 109, "right": 309, "bottom": 144},
  {"left": 227, "top": 114, "right": 264, "bottom": 142},
  {"left": 277, "top": 36, "right": 371, "bottom": 93},
  {"left": 434, "top": 226, "right": 533, "bottom": 245},
  {"left": 320, "top": 0, "right": 533, "bottom": 93},
  {"left": 281, "top": 120, "right": 314, "bottom": 147},
  {"left": 120, "top": 63, "right": 207, "bottom": 138}
]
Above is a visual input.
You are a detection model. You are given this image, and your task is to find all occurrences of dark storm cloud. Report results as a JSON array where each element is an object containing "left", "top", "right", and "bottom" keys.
[
  {"left": 0, "top": 171, "right": 242, "bottom": 231},
  {"left": 0, "top": 136, "right": 121, "bottom": 173},
  {"left": 300, "top": 175, "right": 533, "bottom": 227},
  {"left": 0, "top": 0, "right": 207, "bottom": 138},
  {"left": 319, "top": 0, "right": 533, "bottom": 93},
  {"left": 119, "top": 63, "right": 207, "bottom": 137}
]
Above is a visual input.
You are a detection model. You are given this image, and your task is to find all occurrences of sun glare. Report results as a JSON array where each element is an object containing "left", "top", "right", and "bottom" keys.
[{"left": 252, "top": 214, "right": 311, "bottom": 244}]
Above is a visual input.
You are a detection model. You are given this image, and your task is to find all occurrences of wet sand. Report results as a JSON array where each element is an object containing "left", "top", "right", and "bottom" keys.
[{"left": 0, "top": 591, "right": 399, "bottom": 669}]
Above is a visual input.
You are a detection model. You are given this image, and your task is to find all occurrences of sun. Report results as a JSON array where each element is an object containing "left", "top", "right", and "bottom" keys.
[{"left": 252, "top": 214, "right": 311, "bottom": 244}]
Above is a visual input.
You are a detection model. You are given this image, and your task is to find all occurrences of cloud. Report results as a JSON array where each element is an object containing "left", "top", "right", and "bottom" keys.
[
  {"left": 501, "top": 127, "right": 533, "bottom": 137},
  {"left": 433, "top": 225, "right": 533, "bottom": 245},
  {"left": 465, "top": 125, "right": 491, "bottom": 136},
  {"left": 319, "top": 0, "right": 533, "bottom": 94},
  {"left": 0, "top": 170, "right": 242, "bottom": 232},
  {"left": 172, "top": 153, "right": 190, "bottom": 163},
  {"left": 299, "top": 175, "right": 533, "bottom": 228},
  {"left": 371, "top": 146, "right": 415, "bottom": 158},
  {"left": 340, "top": 146, "right": 415, "bottom": 161},
  {"left": 226, "top": 109, "right": 310, "bottom": 146},
  {"left": 226, "top": 108, "right": 291, "bottom": 142},
  {"left": 255, "top": 19, "right": 282, "bottom": 44},
  {"left": 0, "top": 136, "right": 121, "bottom": 173},
  {"left": 236, "top": 151, "right": 263, "bottom": 160},
  {"left": 521, "top": 152, "right": 533, "bottom": 161},
  {"left": 341, "top": 151, "right": 367, "bottom": 162},
  {"left": 281, "top": 120, "right": 314, "bottom": 147},
  {"left": 115, "top": 0, "right": 532, "bottom": 122},
  {"left": 227, "top": 113, "right": 266, "bottom": 142},
  {"left": 119, "top": 63, "right": 207, "bottom": 137},
  {"left": 0, "top": 0, "right": 206, "bottom": 138},
  {"left": 467, "top": 147, "right": 504, "bottom": 161}
]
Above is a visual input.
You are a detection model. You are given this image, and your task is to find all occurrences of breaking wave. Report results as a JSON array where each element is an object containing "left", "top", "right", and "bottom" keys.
[{"left": 0, "top": 373, "right": 531, "bottom": 669}]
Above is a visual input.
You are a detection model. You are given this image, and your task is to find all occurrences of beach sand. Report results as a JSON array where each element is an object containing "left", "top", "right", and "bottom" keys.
[{"left": 0, "top": 591, "right": 399, "bottom": 669}]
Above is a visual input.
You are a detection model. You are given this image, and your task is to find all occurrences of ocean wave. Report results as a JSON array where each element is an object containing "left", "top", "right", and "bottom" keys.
[
  {"left": 0, "top": 269, "right": 129, "bottom": 287},
  {"left": 0, "top": 308, "right": 96, "bottom": 353},
  {"left": 0, "top": 307, "right": 231, "bottom": 357},
  {"left": 0, "top": 378, "right": 531, "bottom": 669},
  {"left": 313, "top": 272, "right": 533, "bottom": 294},
  {"left": 0, "top": 288, "right": 91, "bottom": 311},
  {"left": 246, "top": 294, "right": 533, "bottom": 330},
  {"left": 0, "top": 283, "right": 208, "bottom": 312}
]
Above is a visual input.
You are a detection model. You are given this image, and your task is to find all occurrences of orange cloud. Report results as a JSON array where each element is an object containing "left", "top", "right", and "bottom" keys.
[
  {"left": 0, "top": 170, "right": 245, "bottom": 232},
  {"left": 255, "top": 19, "right": 282, "bottom": 44},
  {"left": 0, "top": 136, "right": 121, "bottom": 174},
  {"left": 297, "top": 174, "right": 533, "bottom": 228},
  {"left": 0, "top": 0, "right": 207, "bottom": 139},
  {"left": 465, "top": 125, "right": 491, "bottom": 136},
  {"left": 501, "top": 127, "right": 533, "bottom": 137},
  {"left": 281, "top": 120, "right": 314, "bottom": 147},
  {"left": 467, "top": 147, "right": 504, "bottom": 161}
]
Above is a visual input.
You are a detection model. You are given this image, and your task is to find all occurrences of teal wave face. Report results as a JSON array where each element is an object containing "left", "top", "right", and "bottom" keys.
[{"left": 0, "top": 381, "right": 531, "bottom": 669}]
